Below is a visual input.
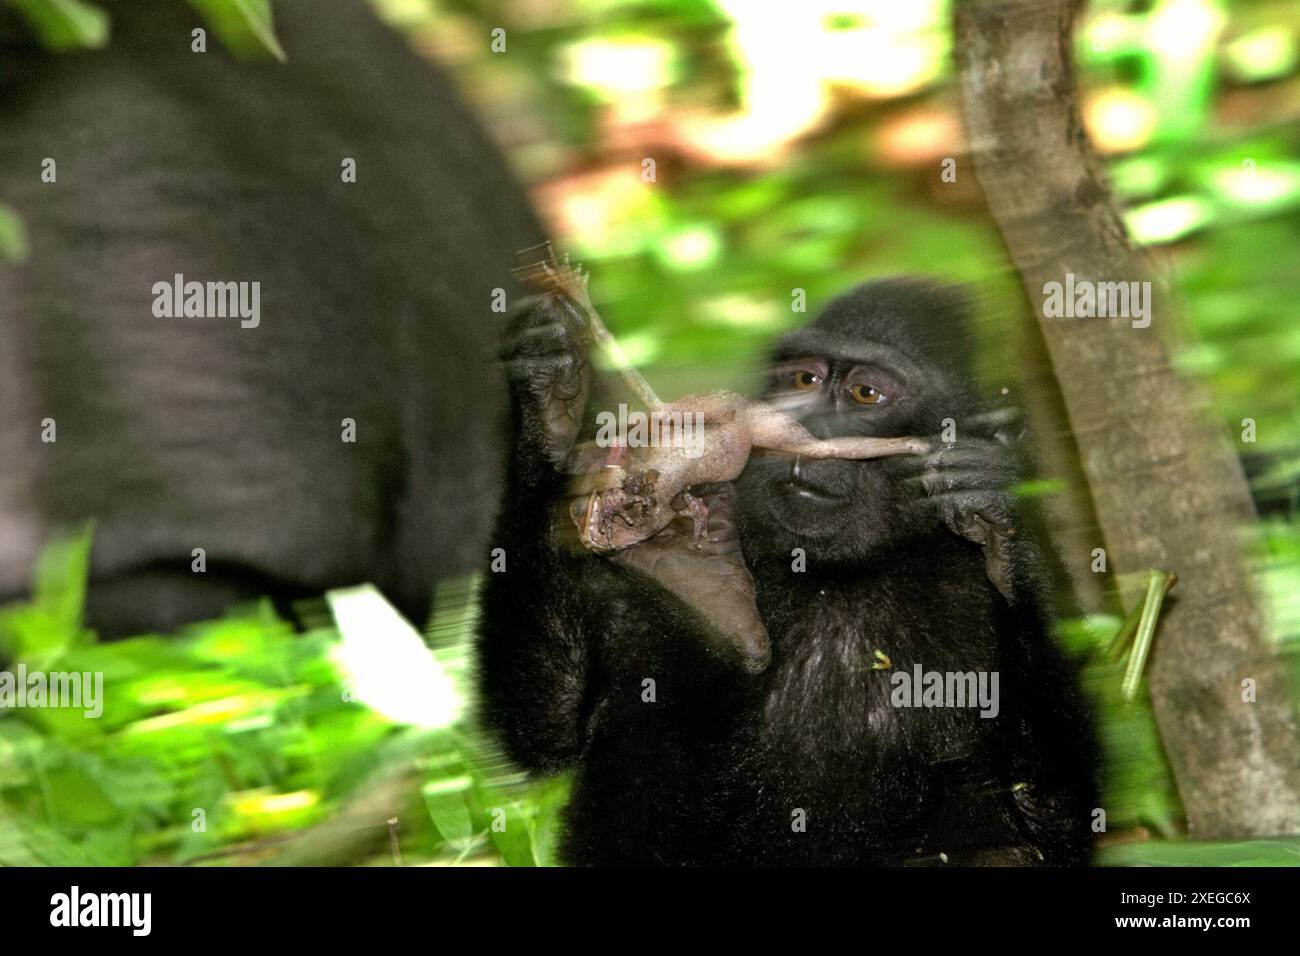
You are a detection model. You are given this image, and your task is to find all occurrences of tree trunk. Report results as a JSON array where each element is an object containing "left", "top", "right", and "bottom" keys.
[{"left": 954, "top": 0, "right": 1300, "bottom": 837}]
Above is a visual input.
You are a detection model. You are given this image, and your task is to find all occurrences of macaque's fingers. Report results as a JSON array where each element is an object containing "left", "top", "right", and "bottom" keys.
[
  {"left": 499, "top": 293, "right": 587, "bottom": 363},
  {"left": 920, "top": 442, "right": 1025, "bottom": 484},
  {"left": 501, "top": 349, "right": 586, "bottom": 402},
  {"left": 500, "top": 294, "right": 592, "bottom": 465},
  {"left": 904, "top": 440, "right": 1024, "bottom": 549},
  {"left": 914, "top": 490, "right": 1018, "bottom": 534},
  {"left": 904, "top": 467, "right": 1020, "bottom": 498},
  {"left": 906, "top": 443, "right": 1021, "bottom": 531},
  {"left": 500, "top": 316, "right": 570, "bottom": 359},
  {"left": 908, "top": 480, "right": 1021, "bottom": 602},
  {"left": 889, "top": 439, "right": 1023, "bottom": 483},
  {"left": 515, "top": 245, "right": 662, "bottom": 408},
  {"left": 511, "top": 362, "right": 590, "bottom": 464},
  {"left": 916, "top": 494, "right": 1020, "bottom": 602}
]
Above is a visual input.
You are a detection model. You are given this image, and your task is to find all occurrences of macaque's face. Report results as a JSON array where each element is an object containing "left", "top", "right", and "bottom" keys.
[
  {"left": 738, "top": 325, "right": 977, "bottom": 564},
  {"left": 736, "top": 341, "right": 932, "bottom": 562}
]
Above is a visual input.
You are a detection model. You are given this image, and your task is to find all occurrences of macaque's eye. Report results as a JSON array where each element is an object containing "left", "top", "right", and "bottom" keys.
[
  {"left": 849, "top": 383, "right": 887, "bottom": 405},
  {"left": 792, "top": 370, "right": 821, "bottom": 390}
]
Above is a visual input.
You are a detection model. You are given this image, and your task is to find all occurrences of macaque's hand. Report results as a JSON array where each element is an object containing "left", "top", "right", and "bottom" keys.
[
  {"left": 904, "top": 409, "right": 1028, "bottom": 601},
  {"left": 500, "top": 293, "right": 591, "bottom": 468}
]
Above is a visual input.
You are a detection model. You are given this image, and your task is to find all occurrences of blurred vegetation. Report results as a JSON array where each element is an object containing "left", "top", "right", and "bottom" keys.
[
  {"left": 2, "top": 0, "right": 1298, "bottom": 865},
  {"left": 1, "top": 528, "right": 567, "bottom": 866},
  {"left": 4, "top": 526, "right": 1298, "bottom": 865}
]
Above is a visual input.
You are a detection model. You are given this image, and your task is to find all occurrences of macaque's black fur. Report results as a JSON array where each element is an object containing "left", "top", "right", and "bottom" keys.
[
  {"left": 479, "top": 279, "right": 1099, "bottom": 865},
  {"left": 0, "top": 0, "right": 542, "bottom": 635}
]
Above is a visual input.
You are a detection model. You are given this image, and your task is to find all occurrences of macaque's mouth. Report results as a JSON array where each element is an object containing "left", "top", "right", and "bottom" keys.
[{"left": 781, "top": 477, "right": 846, "bottom": 504}]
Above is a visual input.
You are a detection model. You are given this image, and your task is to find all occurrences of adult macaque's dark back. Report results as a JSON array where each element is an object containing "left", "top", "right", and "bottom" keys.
[
  {"left": 480, "top": 279, "right": 1099, "bottom": 865},
  {"left": 0, "top": 0, "right": 542, "bottom": 632}
]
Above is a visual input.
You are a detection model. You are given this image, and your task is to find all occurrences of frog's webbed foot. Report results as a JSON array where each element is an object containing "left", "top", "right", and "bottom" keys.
[
  {"left": 571, "top": 467, "right": 660, "bottom": 551},
  {"left": 577, "top": 492, "right": 627, "bottom": 551},
  {"left": 596, "top": 488, "right": 652, "bottom": 544},
  {"left": 676, "top": 490, "right": 710, "bottom": 549}
]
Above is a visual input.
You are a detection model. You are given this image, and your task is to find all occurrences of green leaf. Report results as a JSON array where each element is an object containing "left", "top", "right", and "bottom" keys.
[
  {"left": 522, "top": 775, "right": 571, "bottom": 867},
  {"left": 0, "top": 524, "right": 94, "bottom": 666},
  {"left": 9, "top": 0, "right": 109, "bottom": 51},
  {"left": 0, "top": 819, "right": 91, "bottom": 866},
  {"left": 1101, "top": 837, "right": 1300, "bottom": 867},
  {"left": 422, "top": 774, "right": 475, "bottom": 847},
  {"left": 187, "top": 0, "right": 287, "bottom": 62}
]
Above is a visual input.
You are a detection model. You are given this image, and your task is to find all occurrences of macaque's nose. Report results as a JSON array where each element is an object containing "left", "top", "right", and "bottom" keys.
[{"left": 798, "top": 412, "right": 837, "bottom": 442}]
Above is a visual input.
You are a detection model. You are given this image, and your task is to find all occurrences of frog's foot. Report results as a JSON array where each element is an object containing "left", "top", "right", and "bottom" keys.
[
  {"left": 574, "top": 486, "right": 654, "bottom": 551},
  {"left": 597, "top": 488, "right": 653, "bottom": 542},
  {"left": 676, "top": 490, "right": 710, "bottom": 549}
]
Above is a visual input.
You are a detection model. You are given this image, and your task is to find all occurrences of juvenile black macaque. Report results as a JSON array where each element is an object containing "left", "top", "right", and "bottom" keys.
[{"left": 479, "top": 278, "right": 1098, "bottom": 866}]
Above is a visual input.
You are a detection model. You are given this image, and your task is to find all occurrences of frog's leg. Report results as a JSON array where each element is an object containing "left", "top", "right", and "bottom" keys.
[{"left": 676, "top": 490, "right": 709, "bottom": 548}]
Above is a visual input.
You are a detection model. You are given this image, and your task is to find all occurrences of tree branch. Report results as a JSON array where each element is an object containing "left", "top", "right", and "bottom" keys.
[{"left": 954, "top": 0, "right": 1300, "bottom": 837}]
